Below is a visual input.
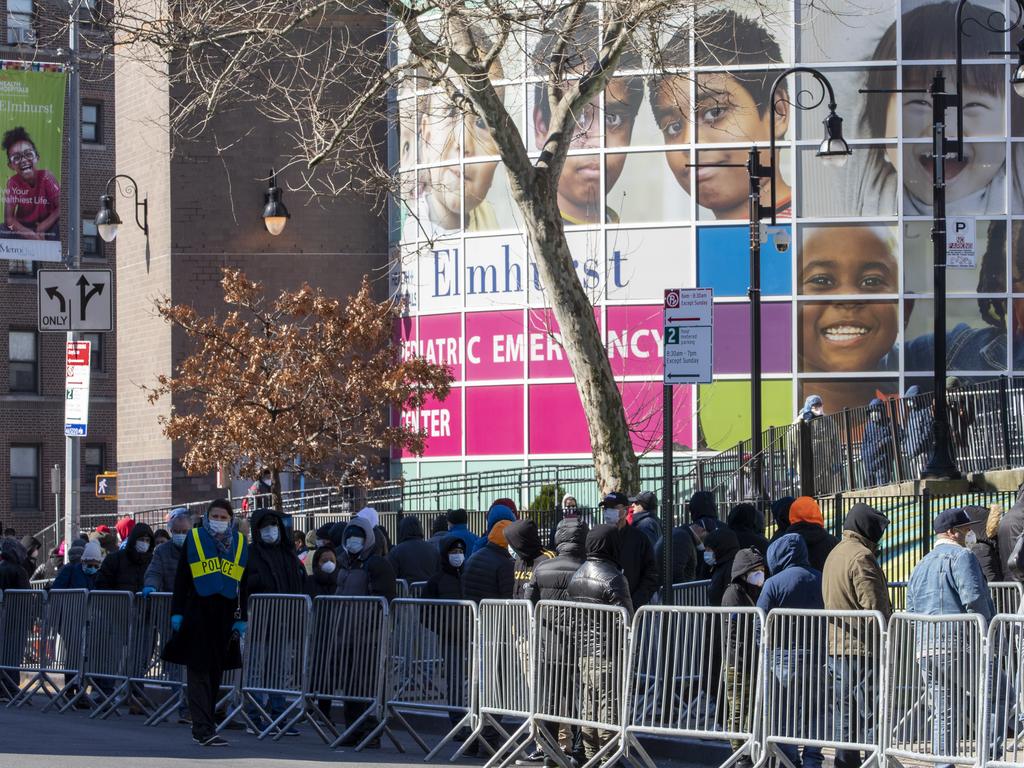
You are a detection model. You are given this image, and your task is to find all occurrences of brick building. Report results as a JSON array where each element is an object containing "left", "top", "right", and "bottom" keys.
[
  {"left": 113, "top": 17, "right": 388, "bottom": 514},
  {"left": 0, "top": 2, "right": 117, "bottom": 538}
]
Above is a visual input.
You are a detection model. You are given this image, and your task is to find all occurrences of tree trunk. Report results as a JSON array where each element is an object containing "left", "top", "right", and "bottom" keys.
[
  {"left": 271, "top": 467, "right": 284, "bottom": 512},
  {"left": 513, "top": 172, "right": 640, "bottom": 495}
]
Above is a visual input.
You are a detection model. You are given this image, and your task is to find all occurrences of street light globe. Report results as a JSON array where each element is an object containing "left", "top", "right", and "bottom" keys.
[
  {"left": 263, "top": 215, "right": 288, "bottom": 236},
  {"left": 95, "top": 195, "right": 122, "bottom": 242},
  {"left": 1013, "top": 65, "right": 1024, "bottom": 98},
  {"left": 262, "top": 171, "right": 290, "bottom": 237},
  {"left": 817, "top": 140, "right": 851, "bottom": 168}
]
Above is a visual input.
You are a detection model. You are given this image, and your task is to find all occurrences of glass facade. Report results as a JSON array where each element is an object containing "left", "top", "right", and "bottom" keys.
[{"left": 389, "top": 0, "right": 1024, "bottom": 476}]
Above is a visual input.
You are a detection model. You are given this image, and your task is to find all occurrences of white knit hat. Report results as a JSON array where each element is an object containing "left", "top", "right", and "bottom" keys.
[{"left": 82, "top": 540, "right": 103, "bottom": 563}]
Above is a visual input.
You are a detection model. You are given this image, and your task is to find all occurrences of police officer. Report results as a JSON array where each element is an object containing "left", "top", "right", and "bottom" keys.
[{"left": 165, "top": 499, "right": 248, "bottom": 747}]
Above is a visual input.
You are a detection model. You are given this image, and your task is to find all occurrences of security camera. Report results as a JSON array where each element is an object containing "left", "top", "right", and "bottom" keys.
[{"left": 771, "top": 228, "right": 791, "bottom": 253}]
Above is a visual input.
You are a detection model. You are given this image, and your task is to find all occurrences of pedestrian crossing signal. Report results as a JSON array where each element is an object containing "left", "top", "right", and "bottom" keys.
[{"left": 95, "top": 472, "right": 117, "bottom": 500}]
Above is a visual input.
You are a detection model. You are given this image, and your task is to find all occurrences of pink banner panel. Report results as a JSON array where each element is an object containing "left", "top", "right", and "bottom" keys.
[
  {"left": 399, "top": 391, "right": 462, "bottom": 457},
  {"left": 464, "top": 310, "right": 525, "bottom": 381},
  {"left": 395, "top": 316, "right": 416, "bottom": 360},
  {"left": 526, "top": 307, "right": 602, "bottom": 379},
  {"left": 412, "top": 313, "right": 463, "bottom": 381},
  {"left": 605, "top": 305, "right": 664, "bottom": 377},
  {"left": 621, "top": 381, "right": 694, "bottom": 453},
  {"left": 465, "top": 385, "right": 524, "bottom": 455}
]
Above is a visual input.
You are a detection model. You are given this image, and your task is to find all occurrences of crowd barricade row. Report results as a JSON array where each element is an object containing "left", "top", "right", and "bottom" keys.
[
  {"left": 9, "top": 587, "right": 1024, "bottom": 768},
  {"left": 671, "top": 580, "right": 711, "bottom": 607}
]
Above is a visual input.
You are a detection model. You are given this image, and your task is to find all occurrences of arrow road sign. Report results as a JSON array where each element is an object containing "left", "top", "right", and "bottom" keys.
[{"left": 37, "top": 269, "right": 112, "bottom": 332}]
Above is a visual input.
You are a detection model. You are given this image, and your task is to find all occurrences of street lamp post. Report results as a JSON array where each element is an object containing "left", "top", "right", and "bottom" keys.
[{"left": 746, "top": 68, "right": 851, "bottom": 500}]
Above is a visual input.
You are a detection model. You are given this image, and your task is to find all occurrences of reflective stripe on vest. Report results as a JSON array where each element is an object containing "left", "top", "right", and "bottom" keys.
[{"left": 189, "top": 528, "right": 245, "bottom": 583}]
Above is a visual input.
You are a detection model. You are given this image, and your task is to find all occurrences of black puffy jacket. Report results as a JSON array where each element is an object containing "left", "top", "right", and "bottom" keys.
[
  {"left": 423, "top": 536, "right": 464, "bottom": 600},
  {"left": 525, "top": 519, "right": 587, "bottom": 603},
  {"left": 617, "top": 524, "right": 660, "bottom": 609},
  {"left": 505, "top": 519, "right": 555, "bottom": 600},
  {"left": 705, "top": 528, "right": 740, "bottom": 606},
  {"left": 462, "top": 527, "right": 514, "bottom": 602},
  {"left": 95, "top": 523, "right": 154, "bottom": 593},
  {"left": 720, "top": 547, "right": 765, "bottom": 663},
  {"left": 243, "top": 509, "right": 306, "bottom": 601},
  {"left": 567, "top": 525, "right": 633, "bottom": 615},
  {"left": 387, "top": 517, "right": 442, "bottom": 584},
  {"left": 727, "top": 504, "right": 769, "bottom": 555}
]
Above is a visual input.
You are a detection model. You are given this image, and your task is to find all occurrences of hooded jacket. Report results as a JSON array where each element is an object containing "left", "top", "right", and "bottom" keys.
[
  {"left": 525, "top": 519, "right": 588, "bottom": 603},
  {"left": 115, "top": 517, "right": 136, "bottom": 547},
  {"left": 471, "top": 504, "right": 517, "bottom": 554},
  {"left": 428, "top": 514, "right": 450, "bottom": 549},
  {"left": 654, "top": 525, "right": 699, "bottom": 584},
  {"left": 727, "top": 504, "right": 769, "bottom": 555},
  {"left": 462, "top": 520, "right": 514, "bottom": 602},
  {"left": 19, "top": 535, "right": 41, "bottom": 579},
  {"left": 861, "top": 399, "right": 895, "bottom": 482},
  {"left": 799, "top": 395, "right": 823, "bottom": 421},
  {"left": 618, "top": 521, "right": 660, "bottom": 609},
  {"left": 333, "top": 516, "right": 396, "bottom": 601},
  {"left": 505, "top": 519, "right": 555, "bottom": 599},
  {"left": 787, "top": 497, "right": 839, "bottom": 571},
  {"left": 999, "top": 485, "right": 1024, "bottom": 583},
  {"left": 144, "top": 536, "right": 187, "bottom": 593},
  {"left": 770, "top": 497, "right": 795, "bottom": 542},
  {"left": 306, "top": 547, "right": 339, "bottom": 598},
  {"left": 687, "top": 491, "right": 718, "bottom": 523},
  {"left": 95, "top": 523, "right": 154, "bottom": 592},
  {"left": 631, "top": 508, "right": 663, "bottom": 548},
  {"left": 0, "top": 538, "right": 29, "bottom": 590},
  {"left": 902, "top": 385, "right": 934, "bottom": 459},
  {"left": 705, "top": 528, "right": 741, "bottom": 606},
  {"left": 52, "top": 561, "right": 95, "bottom": 590},
  {"left": 243, "top": 509, "right": 306, "bottom": 601},
  {"left": 757, "top": 534, "right": 824, "bottom": 617},
  {"left": 721, "top": 547, "right": 765, "bottom": 661},
  {"left": 423, "top": 536, "right": 465, "bottom": 600},
  {"left": 387, "top": 516, "right": 442, "bottom": 584},
  {"left": 822, "top": 503, "right": 892, "bottom": 654},
  {"left": 567, "top": 524, "right": 633, "bottom": 615}
]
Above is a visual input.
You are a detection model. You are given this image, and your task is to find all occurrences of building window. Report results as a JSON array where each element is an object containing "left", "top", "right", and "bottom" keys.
[
  {"left": 82, "top": 332, "right": 103, "bottom": 373},
  {"left": 7, "top": 0, "right": 35, "bottom": 45},
  {"left": 8, "top": 330, "right": 37, "bottom": 393},
  {"left": 7, "top": 260, "right": 40, "bottom": 278},
  {"left": 82, "top": 102, "right": 101, "bottom": 144},
  {"left": 10, "top": 445, "right": 39, "bottom": 510},
  {"left": 82, "top": 218, "right": 102, "bottom": 259},
  {"left": 83, "top": 444, "right": 104, "bottom": 488}
]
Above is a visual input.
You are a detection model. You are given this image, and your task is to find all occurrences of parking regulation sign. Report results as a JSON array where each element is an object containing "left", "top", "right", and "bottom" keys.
[
  {"left": 663, "top": 288, "right": 713, "bottom": 384},
  {"left": 64, "top": 340, "right": 91, "bottom": 437}
]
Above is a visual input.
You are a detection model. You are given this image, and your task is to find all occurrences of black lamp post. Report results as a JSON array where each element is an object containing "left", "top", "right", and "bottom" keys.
[
  {"left": 747, "top": 68, "right": 851, "bottom": 500},
  {"left": 95, "top": 174, "right": 148, "bottom": 243}
]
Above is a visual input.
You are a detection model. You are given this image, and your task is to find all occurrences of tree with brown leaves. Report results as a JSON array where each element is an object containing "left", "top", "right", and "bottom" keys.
[{"left": 145, "top": 268, "right": 452, "bottom": 509}]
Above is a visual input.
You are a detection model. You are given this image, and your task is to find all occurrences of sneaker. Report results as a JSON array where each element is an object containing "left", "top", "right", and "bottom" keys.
[
  {"left": 201, "top": 735, "right": 229, "bottom": 747},
  {"left": 281, "top": 724, "right": 300, "bottom": 737},
  {"left": 517, "top": 749, "right": 548, "bottom": 765},
  {"left": 246, "top": 715, "right": 269, "bottom": 735}
]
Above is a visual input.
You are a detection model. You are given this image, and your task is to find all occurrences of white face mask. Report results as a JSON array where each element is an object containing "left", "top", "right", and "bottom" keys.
[
  {"left": 965, "top": 530, "right": 978, "bottom": 547},
  {"left": 208, "top": 519, "right": 230, "bottom": 535},
  {"left": 171, "top": 532, "right": 188, "bottom": 547},
  {"left": 746, "top": 571, "right": 766, "bottom": 587},
  {"left": 345, "top": 537, "right": 363, "bottom": 554},
  {"left": 260, "top": 526, "right": 280, "bottom": 544},
  {"left": 603, "top": 509, "right": 621, "bottom": 525},
  {"left": 811, "top": 406, "right": 823, "bottom": 416},
  {"left": 320, "top": 559, "right": 336, "bottom": 574},
  {"left": 703, "top": 550, "right": 716, "bottom": 566},
  {"left": 449, "top": 553, "right": 465, "bottom": 568},
  {"left": 135, "top": 540, "right": 150, "bottom": 554}
]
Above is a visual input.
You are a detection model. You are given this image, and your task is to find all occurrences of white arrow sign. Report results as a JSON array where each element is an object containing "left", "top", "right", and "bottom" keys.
[{"left": 37, "top": 269, "right": 112, "bottom": 332}]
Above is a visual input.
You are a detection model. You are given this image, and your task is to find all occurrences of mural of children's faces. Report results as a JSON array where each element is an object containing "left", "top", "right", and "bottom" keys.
[
  {"left": 799, "top": 299, "right": 899, "bottom": 373},
  {"left": 902, "top": 220, "right": 1000, "bottom": 293},
  {"left": 798, "top": 224, "right": 899, "bottom": 296}
]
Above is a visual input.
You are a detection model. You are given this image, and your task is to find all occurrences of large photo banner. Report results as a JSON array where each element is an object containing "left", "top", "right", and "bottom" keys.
[{"left": 0, "top": 62, "right": 65, "bottom": 263}]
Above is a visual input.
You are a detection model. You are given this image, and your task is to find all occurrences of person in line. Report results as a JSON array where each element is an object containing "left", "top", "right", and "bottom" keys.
[
  {"left": 19, "top": 535, "right": 41, "bottom": 579},
  {"left": 305, "top": 547, "right": 338, "bottom": 598},
  {"left": 798, "top": 395, "right": 825, "bottom": 422},
  {"left": 861, "top": 399, "right": 896, "bottom": 487},
  {"left": 757, "top": 534, "right": 825, "bottom": 768},
  {"left": 908, "top": 508, "right": 997, "bottom": 768},
  {"left": 95, "top": 523, "right": 154, "bottom": 593},
  {"left": 902, "top": 385, "right": 933, "bottom": 464},
  {"left": 52, "top": 538, "right": 98, "bottom": 589},
  {"left": 445, "top": 508, "right": 480, "bottom": 552},
  {"left": 548, "top": 493, "right": 581, "bottom": 549},
  {"left": 999, "top": 485, "right": 1024, "bottom": 583},
  {"left": 628, "top": 491, "right": 662, "bottom": 547},
  {"left": 423, "top": 537, "right": 465, "bottom": 600},
  {"left": 302, "top": 530, "right": 318, "bottom": 575},
  {"left": 654, "top": 522, "right": 698, "bottom": 585},
  {"left": 32, "top": 545, "right": 64, "bottom": 582},
  {"left": 472, "top": 502, "right": 517, "bottom": 554},
  {"left": 567, "top": 525, "right": 633, "bottom": 763},
  {"left": 428, "top": 513, "right": 450, "bottom": 549},
  {"left": 727, "top": 503, "right": 769, "bottom": 555},
  {"left": 387, "top": 516, "right": 442, "bottom": 585},
  {"left": 115, "top": 517, "right": 136, "bottom": 550},
  {"left": 292, "top": 529, "right": 308, "bottom": 558},
  {"left": 351, "top": 506, "right": 391, "bottom": 558},
  {"left": 602, "top": 492, "right": 660, "bottom": 609},
  {"left": 970, "top": 504, "right": 1004, "bottom": 583},
  {"left": 787, "top": 496, "right": 839, "bottom": 571},
  {"left": 165, "top": 499, "right": 248, "bottom": 747},
  {"left": 153, "top": 529, "right": 171, "bottom": 548},
  {"left": 822, "top": 503, "right": 892, "bottom": 768},
  {"left": 90, "top": 526, "right": 119, "bottom": 556},
  {"left": 705, "top": 528, "right": 741, "bottom": 606},
  {"left": 721, "top": 547, "right": 766, "bottom": 768},
  {"left": 463, "top": 519, "right": 514, "bottom": 602},
  {"left": 0, "top": 536, "right": 29, "bottom": 590},
  {"left": 505, "top": 519, "right": 555, "bottom": 600},
  {"left": 770, "top": 497, "right": 795, "bottom": 542},
  {"left": 144, "top": 509, "right": 192, "bottom": 594},
  {"left": 247, "top": 468, "right": 274, "bottom": 511}
]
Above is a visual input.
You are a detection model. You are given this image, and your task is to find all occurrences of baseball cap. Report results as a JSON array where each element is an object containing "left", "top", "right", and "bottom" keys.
[
  {"left": 628, "top": 491, "right": 658, "bottom": 510},
  {"left": 933, "top": 507, "right": 972, "bottom": 534},
  {"left": 600, "top": 492, "right": 629, "bottom": 508}
]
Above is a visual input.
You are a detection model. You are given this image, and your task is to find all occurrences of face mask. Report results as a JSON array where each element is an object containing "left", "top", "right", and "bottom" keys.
[
  {"left": 965, "top": 530, "right": 978, "bottom": 547},
  {"left": 345, "top": 537, "right": 363, "bottom": 554},
  {"left": 811, "top": 406, "right": 823, "bottom": 416},
  {"left": 260, "top": 526, "right": 280, "bottom": 544},
  {"left": 449, "top": 553, "right": 465, "bottom": 568},
  {"left": 603, "top": 509, "right": 621, "bottom": 525},
  {"left": 703, "top": 550, "right": 716, "bottom": 566},
  {"left": 135, "top": 540, "right": 150, "bottom": 554},
  {"left": 83, "top": 564, "right": 99, "bottom": 575},
  {"left": 171, "top": 533, "right": 187, "bottom": 547},
  {"left": 320, "top": 559, "right": 336, "bottom": 574},
  {"left": 208, "top": 519, "right": 230, "bottom": 535},
  {"left": 746, "top": 571, "right": 766, "bottom": 587}
]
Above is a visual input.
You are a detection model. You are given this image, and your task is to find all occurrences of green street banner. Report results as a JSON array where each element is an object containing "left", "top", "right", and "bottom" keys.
[{"left": 0, "top": 61, "right": 66, "bottom": 263}]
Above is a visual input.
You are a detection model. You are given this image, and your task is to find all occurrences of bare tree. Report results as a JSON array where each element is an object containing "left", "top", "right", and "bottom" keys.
[{"left": 93, "top": 0, "right": 790, "bottom": 494}]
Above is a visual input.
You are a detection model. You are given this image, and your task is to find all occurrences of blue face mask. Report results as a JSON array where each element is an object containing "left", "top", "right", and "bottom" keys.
[{"left": 83, "top": 564, "right": 99, "bottom": 575}]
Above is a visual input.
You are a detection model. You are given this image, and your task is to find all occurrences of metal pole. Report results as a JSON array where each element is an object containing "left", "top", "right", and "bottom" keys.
[
  {"left": 64, "top": 0, "right": 83, "bottom": 548},
  {"left": 747, "top": 148, "right": 764, "bottom": 501},
  {"left": 922, "top": 71, "right": 960, "bottom": 479},
  {"left": 662, "top": 384, "right": 673, "bottom": 605},
  {"left": 51, "top": 464, "right": 61, "bottom": 560}
]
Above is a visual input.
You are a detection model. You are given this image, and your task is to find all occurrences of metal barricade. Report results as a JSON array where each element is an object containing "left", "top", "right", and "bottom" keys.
[
  {"left": 884, "top": 613, "right": 987, "bottom": 768},
  {"left": 385, "top": 598, "right": 478, "bottom": 761},
  {"left": 761, "top": 609, "right": 886, "bottom": 768},
  {"left": 79, "top": 590, "right": 135, "bottom": 718},
  {"left": 624, "top": 606, "right": 764, "bottom": 768},
  {"left": 220, "top": 594, "right": 312, "bottom": 739},
  {"left": 410, "top": 581, "right": 427, "bottom": 598},
  {"left": 888, "top": 582, "right": 908, "bottom": 613},
  {"left": 475, "top": 600, "right": 533, "bottom": 767},
  {"left": 1, "top": 589, "right": 46, "bottom": 708},
  {"left": 32, "top": 589, "right": 89, "bottom": 711},
  {"left": 126, "top": 593, "right": 187, "bottom": 725},
  {"left": 395, "top": 579, "right": 410, "bottom": 598},
  {"left": 990, "top": 582, "right": 1024, "bottom": 615},
  {"left": 532, "top": 602, "right": 629, "bottom": 768},
  {"left": 986, "top": 614, "right": 1024, "bottom": 768},
  {"left": 305, "top": 596, "right": 393, "bottom": 749},
  {"left": 671, "top": 580, "right": 710, "bottom": 607}
]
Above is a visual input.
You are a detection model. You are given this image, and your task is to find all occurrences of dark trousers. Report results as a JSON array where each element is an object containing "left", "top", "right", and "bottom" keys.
[{"left": 187, "top": 665, "right": 224, "bottom": 740}]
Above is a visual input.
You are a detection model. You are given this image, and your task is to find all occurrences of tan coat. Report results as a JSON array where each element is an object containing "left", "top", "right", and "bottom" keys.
[{"left": 822, "top": 529, "right": 892, "bottom": 655}]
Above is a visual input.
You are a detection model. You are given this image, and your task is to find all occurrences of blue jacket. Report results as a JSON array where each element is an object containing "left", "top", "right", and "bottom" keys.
[
  {"left": 902, "top": 386, "right": 933, "bottom": 459},
  {"left": 861, "top": 400, "right": 894, "bottom": 477},
  {"left": 471, "top": 505, "right": 517, "bottom": 554},
  {"left": 756, "top": 534, "right": 824, "bottom": 613},
  {"left": 907, "top": 541, "right": 994, "bottom": 622},
  {"left": 52, "top": 562, "right": 95, "bottom": 590},
  {"left": 446, "top": 523, "right": 480, "bottom": 553}
]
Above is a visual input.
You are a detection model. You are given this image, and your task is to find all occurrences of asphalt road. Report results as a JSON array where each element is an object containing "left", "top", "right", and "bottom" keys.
[{"left": 0, "top": 700, "right": 725, "bottom": 768}]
